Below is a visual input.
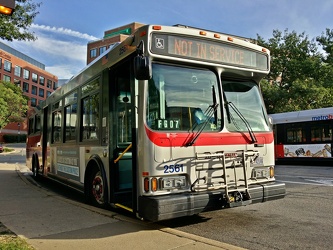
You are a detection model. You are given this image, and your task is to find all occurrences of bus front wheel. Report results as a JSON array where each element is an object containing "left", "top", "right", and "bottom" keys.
[
  {"left": 32, "top": 157, "right": 40, "bottom": 180},
  {"left": 88, "top": 168, "right": 106, "bottom": 208}
]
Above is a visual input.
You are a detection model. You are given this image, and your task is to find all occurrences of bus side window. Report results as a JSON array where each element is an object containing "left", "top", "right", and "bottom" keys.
[
  {"left": 81, "top": 94, "right": 99, "bottom": 141},
  {"left": 52, "top": 111, "right": 62, "bottom": 143}
]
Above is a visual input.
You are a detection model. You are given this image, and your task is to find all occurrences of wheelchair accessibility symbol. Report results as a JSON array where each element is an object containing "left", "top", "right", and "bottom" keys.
[{"left": 155, "top": 38, "right": 164, "bottom": 49}]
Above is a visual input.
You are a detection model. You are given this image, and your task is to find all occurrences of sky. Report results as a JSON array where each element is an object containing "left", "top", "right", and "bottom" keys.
[{"left": 2, "top": 0, "right": 333, "bottom": 80}]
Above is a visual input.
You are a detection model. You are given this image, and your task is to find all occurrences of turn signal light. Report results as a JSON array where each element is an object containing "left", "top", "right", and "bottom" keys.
[
  {"left": 270, "top": 167, "right": 274, "bottom": 178},
  {"left": 151, "top": 177, "right": 158, "bottom": 192},
  {"left": 144, "top": 177, "right": 149, "bottom": 192}
]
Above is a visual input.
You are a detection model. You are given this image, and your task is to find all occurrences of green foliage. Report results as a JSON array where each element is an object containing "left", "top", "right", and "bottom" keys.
[
  {"left": 257, "top": 28, "right": 333, "bottom": 114},
  {"left": 0, "top": 236, "right": 34, "bottom": 250},
  {"left": 317, "top": 28, "right": 333, "bottom": 64},
  {"left": 0, "top": 0, "right": 41, "bottom": 41},
  {"left": 0, "top": 81, "right": 29, "bottom": 130},
  {"left": 3, "top": 134, "right": 26, "bottom": 143}
]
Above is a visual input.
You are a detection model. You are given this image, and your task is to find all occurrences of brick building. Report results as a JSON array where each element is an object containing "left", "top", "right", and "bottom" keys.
[
  {"left": 0, "top": 42, "right": 58, "bottom": 142},
  {"left": 87, "top": 22, "right": 144, "bottom": 65}
]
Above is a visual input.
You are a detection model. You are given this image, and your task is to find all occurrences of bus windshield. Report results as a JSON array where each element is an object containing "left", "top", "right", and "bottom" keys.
[
  {"left": 146, "top": 63, "right": 221, "bottom": 131},
  {"left": 223, "top": 80, "right": 270, "bottom": 132}
]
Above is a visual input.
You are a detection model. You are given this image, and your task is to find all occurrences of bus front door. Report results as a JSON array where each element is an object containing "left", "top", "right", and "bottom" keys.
[{"left": 109, "top": 60, "right": 135, "bottom": 212}]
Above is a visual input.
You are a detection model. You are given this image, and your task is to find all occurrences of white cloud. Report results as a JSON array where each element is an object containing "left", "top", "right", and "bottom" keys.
[
  {"left": 31, "top": 24, "right": 98, "bottom": 41},
  {"left": 5, "top": 23, "right": 99, "bottom": 79}
]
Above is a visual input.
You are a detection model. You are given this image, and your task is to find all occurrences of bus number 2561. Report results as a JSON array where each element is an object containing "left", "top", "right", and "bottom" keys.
[{"left": 164, "top": 164, "right": 184, "bottom": 173}]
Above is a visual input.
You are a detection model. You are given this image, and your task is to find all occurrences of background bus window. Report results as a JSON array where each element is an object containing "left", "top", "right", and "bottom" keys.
[
  {"left": 28, "top": 118, "right": 34, "bottom": 135},
  {"left": 311, "top": 123, "right": 332, "bottom": 142},
  {"left": 35, "top": 115, "right": 41, "bottom": 133},
  {"left": 286, "top": 125, "right": 305, "bottom": 143}
]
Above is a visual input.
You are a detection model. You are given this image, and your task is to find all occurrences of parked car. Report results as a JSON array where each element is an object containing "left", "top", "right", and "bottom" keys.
[{"left": 0, "top": 144, "right": 3, "bottom": 153}]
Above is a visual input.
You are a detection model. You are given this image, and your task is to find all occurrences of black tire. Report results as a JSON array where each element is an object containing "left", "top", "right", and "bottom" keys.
[
  {"left": 32, "top": 157, "right": 40, "bottom": 180},
  {"left": 88, "top": 167, "right": 107, "bottom": 208}
]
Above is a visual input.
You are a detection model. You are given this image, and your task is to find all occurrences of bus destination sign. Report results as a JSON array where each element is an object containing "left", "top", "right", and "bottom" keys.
[{"left": 151, "top": 34, "right": 268, "bottom": 70}]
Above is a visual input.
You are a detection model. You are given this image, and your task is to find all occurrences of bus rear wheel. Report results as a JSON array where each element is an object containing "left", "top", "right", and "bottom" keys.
[{"left": 88, "top": 168, "right": 106, "bottom": 208}]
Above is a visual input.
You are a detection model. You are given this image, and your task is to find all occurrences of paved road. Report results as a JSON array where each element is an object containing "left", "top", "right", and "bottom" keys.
[
  {"left": 160, "top": 165, "right": 333, "bottom": 250},
  {"left": 0, "top": 143, "right": 26, "bottom": 164}
]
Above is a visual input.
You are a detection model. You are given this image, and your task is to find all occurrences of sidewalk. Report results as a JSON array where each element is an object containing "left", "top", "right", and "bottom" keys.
[{"left": 0, "top": 163, "right": 245, "bottom": 250}]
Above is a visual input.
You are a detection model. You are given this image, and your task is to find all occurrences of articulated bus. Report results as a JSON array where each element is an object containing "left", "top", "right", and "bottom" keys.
[
  {"left": 271, "top": 107, "right": 333, "bottom": 165},
  {"left": 26, "top": 24, "right": 285, "bottom": 221}
]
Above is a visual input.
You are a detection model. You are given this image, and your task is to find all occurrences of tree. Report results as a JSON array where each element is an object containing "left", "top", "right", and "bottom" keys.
[
  {"left": 257, "top": 29, "right": 321, "bottom": 89},
  {"left": 317, "top": 28, "right": 333, "bottom": 64},
  {"left": 0, "top": 81, "right": 29, "bottom": 129},
  {"left": 257, "top": 29, "right": 333, "bottom": 114},
  {"left": 0, "top": 0, "right": 41, "bottom": 41}
]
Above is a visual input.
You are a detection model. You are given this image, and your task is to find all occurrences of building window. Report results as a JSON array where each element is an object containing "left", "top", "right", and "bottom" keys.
[
  {"left": 14, "top": 66, "right": 22, "bottom": 77},
  {"left": 90, "top": 48, "right": 97, "bottom": 58},
  {"left": 4, "top": 60, "right": 11, "bottom": 72},
  {"left": 0, "top": 58, "right": 2, "bottom": 68},
  {"left": 38, "top": 88, "right": 44, "bottom": 98},
  {"left": 99, "top": 46, "right": 107, "bottom": 55},
  {"left": 23, "top": 82, "right": 29, "bottom": 93},
  {"left": 39, "top": 76, "right": 45, "bottom": 86},
  {"left": 47, "top": 79, "right": 52, "bottom": 88},
  {"left": 32, "top": 73, "right": 38, "bottom": 83},
  {"left": 31, "top": 97, "right": 37, "bottom": 107},
  {"left": 3, "top": 75, "right": 11, "bottom": 82},
  {"left": 31, "top": 85, "right": 37, "bottom": 95},
  {"left": 23, "top": 69, "right": 30, "bottom": 80},
  {"left": 47, "top": 91, "right": 52, "bottom": 97},
  {"left": 53, "top": 82, "right": 58, "bottom": 90},
  {"left": 14, "top": 79, "right": 21, "bottom": 88}
]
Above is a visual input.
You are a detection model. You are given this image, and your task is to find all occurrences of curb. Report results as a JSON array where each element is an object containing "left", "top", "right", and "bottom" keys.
[{"left": 15, "top": 164, "right": 245, "bottom": 250}]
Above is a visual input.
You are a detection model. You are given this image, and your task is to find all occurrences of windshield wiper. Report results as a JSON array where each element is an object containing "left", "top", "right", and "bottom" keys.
[
  {"left": 225, "top": 101, "right": 257, "bottom": 144},
  {"left": 186, "top": 86, "right": 218, "bottom": 146}
]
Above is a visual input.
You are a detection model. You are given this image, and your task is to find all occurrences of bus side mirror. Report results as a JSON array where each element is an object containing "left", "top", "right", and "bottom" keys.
[
  {"left": 134, "top": 55, "right": 152, "bottom": 80},
  {"left": 134, "top": 40, "right": 152, "bottom": 80}
]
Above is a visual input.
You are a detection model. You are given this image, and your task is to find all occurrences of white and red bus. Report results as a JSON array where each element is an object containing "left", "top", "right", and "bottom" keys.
[
  {"left": 271, "top": 107, "right": 333, "bottom": 165},
  {"left": 26, "top": 24, "right": 285, "bottom": 221}
]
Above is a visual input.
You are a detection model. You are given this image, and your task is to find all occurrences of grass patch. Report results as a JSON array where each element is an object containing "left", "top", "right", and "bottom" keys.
[
  {"left": 0, "top": 236, "right": 35, "bottom": 250},
  {"left": 0, "top": 223, "right": 34, "bottom": 250},
  {"left": 3, "top": 148, "right": 15, "bottom": 153}
]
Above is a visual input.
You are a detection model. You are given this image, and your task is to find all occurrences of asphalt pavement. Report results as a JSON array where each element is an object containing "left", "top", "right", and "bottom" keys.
[{"left": 0, "top": 147, "right": 245, "bottom": 250}]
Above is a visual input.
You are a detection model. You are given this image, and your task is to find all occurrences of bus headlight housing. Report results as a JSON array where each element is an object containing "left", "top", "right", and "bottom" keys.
[{"left": 143, "top": 175, "right": 187, "bottom": 193}]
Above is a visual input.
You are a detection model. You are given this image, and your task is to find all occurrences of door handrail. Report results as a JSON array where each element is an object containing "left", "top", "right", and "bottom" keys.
[{"left": 114, "top": 143, "right": 132, "bottom": 163}]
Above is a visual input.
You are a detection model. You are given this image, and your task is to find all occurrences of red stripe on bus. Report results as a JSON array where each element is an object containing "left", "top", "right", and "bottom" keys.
[{"left": 144, "top": 126, "right": 274, "bottom": 147}]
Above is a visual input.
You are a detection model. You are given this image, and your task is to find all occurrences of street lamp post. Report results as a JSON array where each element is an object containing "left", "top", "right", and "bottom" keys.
[
  {"left": 17, "top": 123, "right": 20, "bottom": 143},
  {"left": 0, "top": 0, "right": 15, "bottom": 16}
]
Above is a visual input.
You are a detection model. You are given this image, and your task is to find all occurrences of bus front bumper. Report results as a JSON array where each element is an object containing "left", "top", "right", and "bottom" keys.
[{"left": 138, "top": 182, "right": 286, "bottom": 222}]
